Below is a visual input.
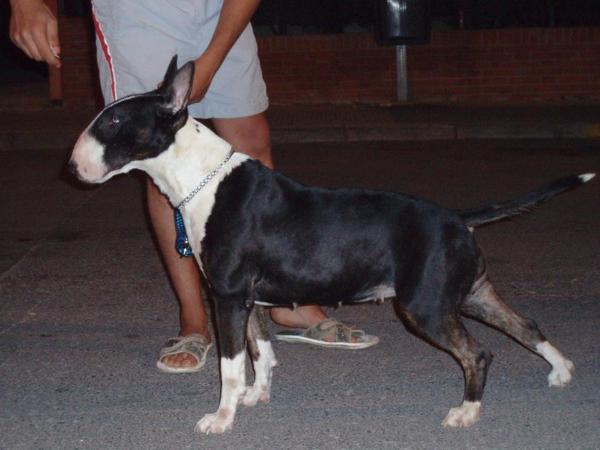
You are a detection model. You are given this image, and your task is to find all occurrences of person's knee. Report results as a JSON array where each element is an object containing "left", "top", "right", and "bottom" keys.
[
  {"left": 214, "top": 114, "right": 272, "bottom": 166},
  {"left": 241, "top": 117, "right": 271, "bottom": 160}
]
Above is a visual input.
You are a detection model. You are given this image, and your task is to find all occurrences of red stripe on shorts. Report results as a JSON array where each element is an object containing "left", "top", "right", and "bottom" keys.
[{"left": 91, "top": 5, "right": 117, "bottom": 101}]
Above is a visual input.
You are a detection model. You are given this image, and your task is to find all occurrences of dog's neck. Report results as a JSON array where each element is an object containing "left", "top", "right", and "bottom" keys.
[{"left": 136, "top": 117, "right": 246, "bottom": 207}]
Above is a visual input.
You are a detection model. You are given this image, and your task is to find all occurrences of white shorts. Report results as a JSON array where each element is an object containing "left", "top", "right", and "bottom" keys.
[{"left": 91, "top": 0, "right": 268, "bottom": 118}]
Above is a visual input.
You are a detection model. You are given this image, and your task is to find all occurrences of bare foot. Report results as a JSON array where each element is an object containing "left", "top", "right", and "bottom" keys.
[
  {"left": 270, "top": 305, "right": 327, "bottom": 328},
  {"left": 161, "top": 350, "right": 202, "bottom": 369},
  {"left": 158, "top": 330, "right": 211, "bottom": 372},
  {"left": 271, "top": 307, "right": 370, "bottom": 344}
]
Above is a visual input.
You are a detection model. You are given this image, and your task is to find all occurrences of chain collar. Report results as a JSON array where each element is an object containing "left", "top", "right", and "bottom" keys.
[
  {"left": 176, "top": 149, "right": 235, "bottom": 210},
  {"left": 173, "top": 149, "right": 235, "bottom": 257}
]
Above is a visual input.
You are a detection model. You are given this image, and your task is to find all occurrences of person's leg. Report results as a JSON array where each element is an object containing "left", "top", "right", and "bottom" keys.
[
  {"left": 211, "top": 113, "right": 328, "bottom": 329},
  {"left": 147, "top": 179, "right": 212, "bottom": 369},
  {"left": 92, "top": 1, "right": 212, "bottom": 371}
]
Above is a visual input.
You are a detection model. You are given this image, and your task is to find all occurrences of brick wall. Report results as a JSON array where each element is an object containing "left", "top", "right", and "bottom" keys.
[
  {"left": 257, "top": 34, "right": 396, "bottom": 104},
  {"left": 58, "top": 17, "right": 600, "bottom": 106},
  {"left": 408, "top": 27, "right": 600, "bottom": 103}
]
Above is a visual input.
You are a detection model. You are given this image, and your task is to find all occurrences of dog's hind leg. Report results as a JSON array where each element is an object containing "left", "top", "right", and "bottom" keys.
[
  {"left": 195, "top": 299, "right": 250, "bottom": 435},
  {"left": 398, "top": 304, "right": 492, "bottom": 428},
  {"left": 243, "top": 306, "right": 278, "bottom": 406},
  {"left": 461, "top": 279, "right": 574, "bottom": 388}
]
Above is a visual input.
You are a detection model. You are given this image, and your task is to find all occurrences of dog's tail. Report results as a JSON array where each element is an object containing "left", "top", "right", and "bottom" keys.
[{"left": 458, "top": 173, "right": 595, "bottom": 228}]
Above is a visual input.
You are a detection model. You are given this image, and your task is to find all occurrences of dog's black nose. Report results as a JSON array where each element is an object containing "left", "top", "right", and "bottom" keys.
[{"left": 67, "top": 159, "right": 78, "bottom": 176}]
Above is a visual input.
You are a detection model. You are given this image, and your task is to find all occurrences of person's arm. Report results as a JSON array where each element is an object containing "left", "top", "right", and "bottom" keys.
[
  {"left": 190, "top": 0, "right": 260, "bottom": 103},
  {"left": 9, "top": 0, "right": 61, "bottom": 68}
]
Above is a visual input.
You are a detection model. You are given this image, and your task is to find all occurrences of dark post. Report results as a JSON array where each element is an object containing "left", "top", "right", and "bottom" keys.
[
  {"left": 375, "top": 0, "right": 431, "bottom": 101},
  {"left": 375, "top": 0, "right": 431, "bottom": 45}
]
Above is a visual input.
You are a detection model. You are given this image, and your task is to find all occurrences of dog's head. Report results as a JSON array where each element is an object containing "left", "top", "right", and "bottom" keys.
[{"left": 69, "top": 56, "right": 194, "bottom": 183}]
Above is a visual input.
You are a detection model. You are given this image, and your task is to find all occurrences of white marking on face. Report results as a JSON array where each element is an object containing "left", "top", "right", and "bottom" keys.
[
  {"left": 70, "top": 93, "right": 163, "bottom": 184},
  {"left": 536, "top": 341, "right": 575, "bottom": 387},
  {"left": 89, "top": 93, "right": 146, "bottom": 124},
  {"left": 243, "top": 339, "right": 278, "bottom": 406},
  {"left": 73, "top": 114, "right": 249, "bottom": 270},
  {"left": 70, "top": 131, "right": 109, "bottom": 183},
  {"left": 195, "top": 352, "right": 246, "bottom": 434},
  {"left": 442, "top": 401, "right": 481, "bottom": 427}
]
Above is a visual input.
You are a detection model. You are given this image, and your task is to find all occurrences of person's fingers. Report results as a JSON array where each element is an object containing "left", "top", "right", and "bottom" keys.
[
  {"left": 46, "top": 17, "right": 61, "bottom": 65},
  {"left": 33, "top": 28, "right": 55, "bottom": 64},
  {"left": 21, "top": 31, "right": 42, "bottom": 61},
  {"left": 37, "top": 20, "right": 60, "bottom": 67},
  {"left": 190, "top": 59, "right": 214, "bottom": 103},
  {"left": 9, "top": 20, "right": 33, "bottom": 59},
  {"left": 10, "top": 34, "right": 32, "bottom": 59},
  {"left": 9, "top": 0, "right": 60, "bottom": 66}
]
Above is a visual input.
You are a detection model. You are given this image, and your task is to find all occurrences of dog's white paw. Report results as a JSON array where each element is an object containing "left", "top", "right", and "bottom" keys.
[
  {"left": 194, "top": 410, "right": 233, "bottom": 435},
  {"left": 548, "top": 359, "right": 575, "bottom": 387},
  {"left": 442, "top": 401, "right": 481, "bottom": 428},
  {"left": 536, "top": 342, "right": 575, "bottom": 388},
  {"left": 242, "top": 384, "right": 270, "bottom": 407}
]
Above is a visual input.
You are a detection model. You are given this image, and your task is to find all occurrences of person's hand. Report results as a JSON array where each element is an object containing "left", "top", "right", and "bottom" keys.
[
  {"left": 9, "top": 0, "right": 61, "bottom": 68},
  {"left": 190, "top": 54, "right": 220, "bottom": 104}
]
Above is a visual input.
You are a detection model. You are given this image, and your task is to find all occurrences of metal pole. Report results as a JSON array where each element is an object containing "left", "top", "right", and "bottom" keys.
[{"left": 395, "top": 45, "right": 408, "bottom": 102}]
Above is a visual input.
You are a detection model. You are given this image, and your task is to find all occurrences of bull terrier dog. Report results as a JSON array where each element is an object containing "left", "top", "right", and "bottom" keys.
[{"left": 69, "top": 56, "right": 593, "bottom": 434}]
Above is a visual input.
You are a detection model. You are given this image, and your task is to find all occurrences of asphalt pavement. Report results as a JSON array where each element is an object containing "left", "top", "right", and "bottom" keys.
[{"left": 1, "top": 130, "right": 600, "bottom": 449}]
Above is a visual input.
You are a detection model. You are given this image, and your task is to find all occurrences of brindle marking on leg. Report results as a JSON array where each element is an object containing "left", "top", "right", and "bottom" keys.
[
  {"left": 462, "top": 279, "right": 546, "bottom": 347},
  {"left": 398, "top": 297, "right": 492, "bottom": 428},
  {"left": 461, "top": 278, "right": 574, "bottom": 387},
  {"left": 244, "top": 306, "right": 277, "bottom": 406},
  {"left": 246, "top": 307, "right": 270, "bottom": 362}
]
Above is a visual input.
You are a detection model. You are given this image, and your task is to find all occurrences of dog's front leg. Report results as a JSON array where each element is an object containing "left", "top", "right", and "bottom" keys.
[{"left": 195, "top": 300, "right": 250, "bottom": 435}]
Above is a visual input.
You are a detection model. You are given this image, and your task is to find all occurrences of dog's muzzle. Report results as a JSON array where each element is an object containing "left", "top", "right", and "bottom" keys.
[
  {"left": 67, "top": 159, "right": 79, "bottom": 177},
  {"left": 70, "top": 131, "right": 109, "bottom": 183}
]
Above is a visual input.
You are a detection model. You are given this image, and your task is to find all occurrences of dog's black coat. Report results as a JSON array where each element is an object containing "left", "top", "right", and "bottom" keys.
[
  {"left": 203, "top": 159, "right": 476, "bottom": 313},
  {"left": 70, "top": 56, "right": 588, "bottom": 430}
]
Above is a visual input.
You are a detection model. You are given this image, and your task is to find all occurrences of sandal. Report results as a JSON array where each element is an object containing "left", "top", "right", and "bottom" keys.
[
  {"left": 156, "top": 333, "right": 212, "bottom": 373},
  {"left": 274, "top": 318, "right": 379, "bottom": 350}
]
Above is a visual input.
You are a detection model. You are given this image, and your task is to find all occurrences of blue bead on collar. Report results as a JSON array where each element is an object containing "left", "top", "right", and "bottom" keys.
[{"left": 173, "top": 149, "right": 234, "bottom": 257}]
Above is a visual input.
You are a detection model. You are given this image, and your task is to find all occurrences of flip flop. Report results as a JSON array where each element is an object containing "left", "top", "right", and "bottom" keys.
[
  {"left": 274, "top": 318, "right": 379, "bottom": 350},
  {"left": 156, "top": 333, "right": 212, "bottom": 373}
]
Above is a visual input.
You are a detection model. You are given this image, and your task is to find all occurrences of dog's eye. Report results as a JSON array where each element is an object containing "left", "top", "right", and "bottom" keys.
[{"left": 110, "top": 114, "right": 120, "bottom": 126}]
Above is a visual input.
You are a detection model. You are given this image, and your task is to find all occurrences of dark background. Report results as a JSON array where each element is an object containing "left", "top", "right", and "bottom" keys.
[{"left": 2, "top": 0, "right": 600, "bottom": 82}]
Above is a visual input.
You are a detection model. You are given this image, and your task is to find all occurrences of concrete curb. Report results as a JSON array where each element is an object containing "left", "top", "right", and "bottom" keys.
[
  {"left": 2, "top": 122, "right": 600, "bottom": 152},
  {"left": 270, "top": 124, "right": 600, "bottom": 145}
]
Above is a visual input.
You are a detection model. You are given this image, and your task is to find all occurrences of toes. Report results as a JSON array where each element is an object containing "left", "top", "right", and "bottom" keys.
[
  {"left": 242, "top": 391, "right": 259, "bottom": 407},
  {"left": 194, "top": 411, "right": 233, "bottom": 435},
  {"left": 242, "top": 385, "right": 269, "bottom": 407},
  {"left": 537, "top": 342, "right": 575, "bottom": 388},
  {"left": 162, "top": 352, "right": 198, "bottom": 369},
  {"left": 548, "top": 360, "right": 575, "bottom": 387},
  {"left": 442, "top": 401, "right": 481, "bottom": 428},
  {"left": 242, "top": 386, "right": 259, "bottom": 407}
]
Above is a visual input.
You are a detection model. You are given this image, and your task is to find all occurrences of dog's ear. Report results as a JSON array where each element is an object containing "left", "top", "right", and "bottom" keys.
[
  {"left": 162, "top": 55, "right": 179, "bottom": 86},
  {"left": 159, "top": 56, "right": 195, "bottom": 115}
]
